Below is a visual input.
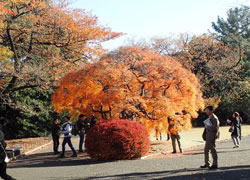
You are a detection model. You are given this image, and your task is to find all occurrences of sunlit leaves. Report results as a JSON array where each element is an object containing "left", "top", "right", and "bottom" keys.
[
  {"left": 0, "top": 46, "right": 12, "bottom": 60},
  {"left": 52, "top": 47, "right": 204, "bottom": 134},
  {"left": 0, "top": 0, "right": 121, "bottom": 94}
]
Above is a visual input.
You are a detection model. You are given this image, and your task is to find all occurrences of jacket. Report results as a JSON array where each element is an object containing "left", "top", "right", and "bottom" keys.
[
  {"left": 61, "top": 122, "right": 72, "bottom": 137},
  {"left": 205, "top": 113, "right": 220, "bottom": 141},
  {"left": 0, "top": 129, "right": 7, "bottom": 163},
  {"left": 52, "top": 123, "right": 61, "bottom": 136},
  {"left": 76, "top": 120, "right": 85, "bottom": 134},
  {"left": 231, "top": 118, "right": 241, "bottom": 137}
]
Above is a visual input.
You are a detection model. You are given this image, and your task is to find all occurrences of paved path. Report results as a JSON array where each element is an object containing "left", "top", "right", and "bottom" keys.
[
  {"left": 8, "top": 134, "right": 250, "bottom": 179},
  {"left": 151, "top": 125, "right": 250, "bottom": 149}
]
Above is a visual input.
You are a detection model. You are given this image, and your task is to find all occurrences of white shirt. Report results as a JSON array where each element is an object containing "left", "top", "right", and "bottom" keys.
[{"left": 61, "top": 122, "right": 72, "bottom": 137}]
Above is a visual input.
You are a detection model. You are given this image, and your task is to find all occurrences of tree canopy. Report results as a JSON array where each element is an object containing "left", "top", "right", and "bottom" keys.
[
  {"left": 0, "top": 0, "right": 121, "bottom": 97},
  {"left": 52, "top": 47, "right": 204, "bottom": 133},
  {"left": 0, "top": 0, "right": 121, "bottom": 138}
]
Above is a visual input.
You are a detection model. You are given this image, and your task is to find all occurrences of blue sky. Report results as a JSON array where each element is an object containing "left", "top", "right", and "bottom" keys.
[{"left": 72, "top": 0, "right": 250, "bottom": 49}]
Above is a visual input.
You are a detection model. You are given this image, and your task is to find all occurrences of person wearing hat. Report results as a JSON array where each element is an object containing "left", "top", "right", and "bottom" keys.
[{"left": 0, "top": 117, "right": 16, "bottom": 180}]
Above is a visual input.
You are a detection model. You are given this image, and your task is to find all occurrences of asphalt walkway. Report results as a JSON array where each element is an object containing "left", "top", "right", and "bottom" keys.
[{"left": 7, "top": 133, "right": 250, "bottom": 180}]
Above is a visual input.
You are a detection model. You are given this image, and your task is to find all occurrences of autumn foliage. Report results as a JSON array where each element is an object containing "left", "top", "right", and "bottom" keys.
[
  {"left": 0, "top": 0, "right": 121, "bottom": 93},
  {"left": 53, "top": 47, "right": 204, "bottom": 134},
  {"left": 85, "top": 119, "right": 150, "bottom": 160}
]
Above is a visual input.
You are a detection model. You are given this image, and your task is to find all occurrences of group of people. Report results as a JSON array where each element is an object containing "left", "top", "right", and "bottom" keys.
[
  {"left": 201, "top": 106, "right": 243, "bottom": 170},
  {"left": 0, "top": 107, "right": 245, "bottom": 179},
  {"left": 165, "top": 106, "right": 243, "bottom": 170},
  {"left": 51, "top": 114, "right": 97, "bottom": 158}
]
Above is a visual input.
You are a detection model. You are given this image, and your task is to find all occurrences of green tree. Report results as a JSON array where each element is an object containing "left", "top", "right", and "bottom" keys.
[
  {"left": 212, "top": 5, "right": 250, "bottom": 74},
  {"left": 212, "top": 5, "right": 250, "bottom": 121},
  {"left": 0, "top": 0, "right": 120, "bottom": 138}
]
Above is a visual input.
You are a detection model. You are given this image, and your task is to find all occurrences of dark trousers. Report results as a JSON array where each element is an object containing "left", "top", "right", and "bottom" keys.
[
  {"left": 52, "top": 134, "right": 60, "bottom": 153},
  {"left": 79, "top": 133, "right": 85, "bottom": 151},
  {"left": 61, "top": 137, "right": 77, "bottom": 156},
  {"left": 0, "top": 162, "right": 13, "bottom": 180},
  {"left": 171, "top": 134, "right": 182, "bottom": 152}
]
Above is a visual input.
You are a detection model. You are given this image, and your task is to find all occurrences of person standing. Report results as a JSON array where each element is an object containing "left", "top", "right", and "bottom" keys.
[
  {"left": 168, "top": 118, "right": 182, "bottom": 154},
  {"left": 83, "top": 117, "right": 91, "bottom": 134},
  {"left": 201, "top": 106, "right": 220, "bottom": 170},
  {"left": 59, "top": 116, "right": 77, "bottom": 158},
  {"left": 51, "top": 119, "right": 61, "bottom": 154},
  {"left": 0, "top": 118, "right": 16, "bottom": 180},
  {"left": 90, "top": 114, "right": 97, "bottom": 128},
  {"left": 228, "top": 112, "right": 242, "bottom": 148},
  {"left": 76, "top": 114, "right": 86, "bottom": 153}
]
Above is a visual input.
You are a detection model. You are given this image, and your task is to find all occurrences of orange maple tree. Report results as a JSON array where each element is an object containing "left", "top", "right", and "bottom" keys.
[{"left": 52, "top": 47, "right": 204, "bottom": 134}]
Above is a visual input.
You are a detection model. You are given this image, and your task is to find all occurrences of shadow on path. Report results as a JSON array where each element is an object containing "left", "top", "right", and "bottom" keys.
[
  {"left": 183, "top": 148, "right": 248, "bottom": 156},
  {"left": 9, "top": 145, "right": 249, "bottom": 169},
  {"left": 9, "top": 151, "right": 117, "bottom": 168},
  {"left": 71, "top": 165, "right": 250, "bottom": 180}
]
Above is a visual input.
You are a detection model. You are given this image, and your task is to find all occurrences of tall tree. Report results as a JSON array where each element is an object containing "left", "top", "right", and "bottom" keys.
[
  {"left": 52, "top": 46, "right": 204, "bottom": 134},
  {"left": 0, "top": 0, "right": 121, "bottom": 104},
  {"left": 0, "top": 0, "right": 121, "bottom": 138},
  {"left": 212, "top": 5, "right": 250, "bottom": 71},
  {"left": 212, "top": 5, "right": 250, "bottom": 120}
]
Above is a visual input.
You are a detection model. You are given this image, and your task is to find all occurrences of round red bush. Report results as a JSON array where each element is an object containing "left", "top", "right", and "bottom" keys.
[{"left": 85, "top": 119, "right": 150, "bottom": 160}]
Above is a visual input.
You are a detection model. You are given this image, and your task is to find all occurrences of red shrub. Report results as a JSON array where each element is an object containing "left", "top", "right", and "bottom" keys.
[{"left": 85, "top": 119, "right": 150, "bottom": 160}]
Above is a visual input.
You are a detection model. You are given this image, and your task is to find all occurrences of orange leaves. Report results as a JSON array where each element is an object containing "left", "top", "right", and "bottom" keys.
[{"left": 52, "top": 47, "right": 204, "bottom": 134}]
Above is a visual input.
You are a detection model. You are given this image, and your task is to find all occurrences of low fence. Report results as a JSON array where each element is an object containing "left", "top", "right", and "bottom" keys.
[{"left": 6, "top": 137, "right": 51, "bottom": 154}]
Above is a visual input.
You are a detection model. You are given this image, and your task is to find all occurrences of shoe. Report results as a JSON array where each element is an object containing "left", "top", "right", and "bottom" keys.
[
  {"left": 71, "top": 154, "right": 77, "bottom": 157},
  {"left": 172, "top": 151, "right": 177, "bottom": 154},
  {"left": 79, "top": 150, "right": 84, "bottom": 153},
  {"left": 58, "top": 154, "right": 65, "bottom": 158},
  {"left": 5, "top": 175, "right": 16, "bottom": 180},
  {"left": 200, "top": 165, "right": 210, "bottom": 168},
  {"left": 54, "top": 151, "right": 60, "bottom": 155},
  {"left": 180, "top": 149, "right": 183, "bottom": 153},
  {"left": 233, "top": 145, "right": 239, "bottom": 148},
  {"left": 209, "top": 165, "right": 218, "bottom": 170}
]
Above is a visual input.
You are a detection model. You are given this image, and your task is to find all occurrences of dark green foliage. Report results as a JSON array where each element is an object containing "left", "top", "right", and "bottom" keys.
[
  {"left": 1, "top": 88, "right": 57, "bottom": 139},
  {"left": 212, "top": 5, "right": 250, "bottom": 121}
]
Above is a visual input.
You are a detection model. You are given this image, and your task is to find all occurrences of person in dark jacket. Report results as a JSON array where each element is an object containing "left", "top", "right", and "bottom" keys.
[
  {"left": 83, "top": 118, "right": 91, "bottom": 133},
  {"left": 51, "top": 119, "right": 61, "bottom": 154},
  {"left": 228, "top": 112, "right": 242, "bottom": 148},
  {"left": 90, "top": 114, "right": 97, "bottom": 128},
  {"left": 76, "top": 114, "right": 86, "bottom": 153},
  {"left": 0, "top": 118, "right": 16, "bottom": 180}
]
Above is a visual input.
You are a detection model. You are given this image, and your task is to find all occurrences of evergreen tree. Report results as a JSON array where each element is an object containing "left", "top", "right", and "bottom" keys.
[
  {"left": 212, "top": 6, "right": 250, "bottom": 122},
  {"left": 212, "top": 5, "right": 250, "bottom": 73}
]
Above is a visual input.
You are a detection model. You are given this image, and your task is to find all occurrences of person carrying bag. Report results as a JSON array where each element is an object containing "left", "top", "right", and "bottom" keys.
[
  {"left": 0, "top": 142, "right": 9, "bottom": 164},
  {"left": 0, "top": 117, "right": 15, "bottom": 180}
]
